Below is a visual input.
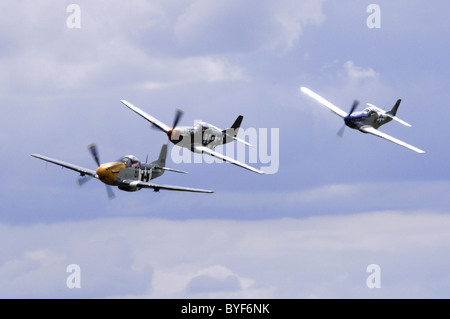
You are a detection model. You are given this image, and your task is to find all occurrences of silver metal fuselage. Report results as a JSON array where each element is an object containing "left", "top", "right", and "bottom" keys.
[
  {"left": 98, "top": 156, "right": 164, "bottom": 192},
  {"left": 168, "top": 122, "right": 234, "bottom": 152},
  {"left": 117, "top": 165, "right": 163, "bottom": 192}
]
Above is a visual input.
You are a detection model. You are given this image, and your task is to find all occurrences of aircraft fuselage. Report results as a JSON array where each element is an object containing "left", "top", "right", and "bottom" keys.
[
  {"left": 167, "top": 122, "right": 235, "bottom": 152},
  {"left": 97, "top": 157, "right": 163, "bottom": 192},
  {"left": 344, "top": 107, "right": 393, "bottom": 132}
]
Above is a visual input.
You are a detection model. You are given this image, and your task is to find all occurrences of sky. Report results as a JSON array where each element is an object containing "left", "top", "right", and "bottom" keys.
[{"left": 1, "top": 0, "right": 450, "bottom": 298}]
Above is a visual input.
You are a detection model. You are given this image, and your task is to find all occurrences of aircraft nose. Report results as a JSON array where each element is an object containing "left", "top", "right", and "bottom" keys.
[
  {"left": 96, "top": 162, "right": 125, "bottom": 185},
  {"left": 344, "top": 116, "right": 354, "bottom": 127},
  {"left": 96, "top": 165, "right": 109, "bottom": 182},
  {"left": 167, "top": 128, "right": 183, "bottom": 143},
  {"left": 96, "top": 163, "right": 119, "bottom": 184}
]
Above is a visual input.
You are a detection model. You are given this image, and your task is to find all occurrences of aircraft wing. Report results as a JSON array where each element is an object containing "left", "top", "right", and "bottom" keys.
[
  {"left": 31, "top": 154, "right": 98, "bottom": 177},
  {"left": 120, "top": 100, "right": 171, "bottom": 133},
  {"left": 194, "top": 145, "right": 265, "bottom": 174},
  {"left": 300, "top": 87, "right": 348, "bottom": 118},
  {"left": 359, "top": 126, "right": 425, "bottom": 154},
  {"left": 119, "top": 180, "right": 214, "bottom": 193}
]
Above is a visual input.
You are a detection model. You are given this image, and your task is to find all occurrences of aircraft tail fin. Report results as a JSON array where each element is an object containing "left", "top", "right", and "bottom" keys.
[
  {"left": 228, "top": 115, "right": 243, "bottom": 137},
  {"left": 152, "top": 144, "right": 167, "bottom": 167},
  {"left": 150, "top": 144, "right": 188, "bottom": 175},
  {"left": 222, "top": 115, "right": 253, "bottom": 146},
  {"left": 387, "top": 99, "right": 401, "bottom": 117},
  {"left": 385, "top": 99, "right": 412, "bottom": 127}
]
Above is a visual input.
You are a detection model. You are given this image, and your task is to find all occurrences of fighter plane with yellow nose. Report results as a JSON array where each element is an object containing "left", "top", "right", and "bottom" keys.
[{"left": 31, "top": 144, "right": 213, "bottom": 199}]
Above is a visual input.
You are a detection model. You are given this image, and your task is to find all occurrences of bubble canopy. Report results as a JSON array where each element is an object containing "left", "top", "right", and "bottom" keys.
[{"left": 119, "top": 155, "right": 140, "bottom": 167}]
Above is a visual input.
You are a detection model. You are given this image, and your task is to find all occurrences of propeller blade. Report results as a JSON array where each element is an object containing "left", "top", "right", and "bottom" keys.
[
  {"left": 348, "top": 100, "right": 359, "bottom": 116},
  {"left": 88, "top": 143, "right": 101, "bottom": 167},
  {"left": 150, "top": 123, "right": 161, "bottom": 130},
  {"left": 77, "top": 175, "right": 93, "bottom": 186},
  {"left": 337, "top": 124, "right": 346, "bottom": 138},
  {"left": 172, "top": 109, "right": 184, "bottom": 129},
  {"left": 106, "top": 185, "right": 115, "bottom": 200}
]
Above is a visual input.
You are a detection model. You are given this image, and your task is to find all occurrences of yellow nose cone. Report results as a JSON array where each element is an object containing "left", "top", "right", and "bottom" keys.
[
  {"left": 96, "top": 165, "right": 109, "bottom": 183},
  {"left": 96, "top": 162, "right": 125, "bottom": 185}
]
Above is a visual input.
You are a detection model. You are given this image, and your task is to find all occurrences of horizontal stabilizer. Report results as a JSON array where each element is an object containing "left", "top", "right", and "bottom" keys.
[
  {"left": 390, "top": 115, "right": 412, "bottom": 127},
  {"left": 232, "top": 136, "right": 253, "bottom": 147},
  {"left": 367, "top": 103, "right": 412, "bottom": 127},
  {"left": 222, "top": 134, "right": 253, "bottom": 147},
  {"left": 157, "top": 166, "right": 188, "bottom": 174}
]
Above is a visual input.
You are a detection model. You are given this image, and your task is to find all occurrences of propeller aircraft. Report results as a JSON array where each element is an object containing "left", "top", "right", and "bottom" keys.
[
  {"left": 300, "top": 86, "right": 425, "bottom": 154},
  {"left": 31, "top": 144, "right": 213, "bottom": 199},
  {"left": 120, "top": 100, "right": 265, "bottom": 174}
]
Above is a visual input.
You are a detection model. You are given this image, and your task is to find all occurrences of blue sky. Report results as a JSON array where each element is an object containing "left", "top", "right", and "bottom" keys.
[{"left": 1, "top": 0, "right": 450, "bottom": 298}]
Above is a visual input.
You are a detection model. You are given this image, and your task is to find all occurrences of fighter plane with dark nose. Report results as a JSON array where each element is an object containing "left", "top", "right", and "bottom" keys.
[
  {"left": 300, "top": 86, "right": 425, "bottom": 154},
  {"left": 120, "top": 100, "right": 265, "bottom": 174}
]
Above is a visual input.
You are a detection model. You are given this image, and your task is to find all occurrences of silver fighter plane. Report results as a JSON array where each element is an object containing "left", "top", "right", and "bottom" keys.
[
  {"left": 300, "top": 87, "right": 425, "bottom": 153},
  {"left": 120, "top": 100, "right": 265, "bottom": 174},
  {"left": 31, "top": 144, "right": 213, "bottom": 199}
]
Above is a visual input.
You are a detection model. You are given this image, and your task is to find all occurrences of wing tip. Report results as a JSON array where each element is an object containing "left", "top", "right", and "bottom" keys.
[
  {"left": 120, "top": 99, "right": 136, "bottom": 109},
  {"left": 299, "top": 86, "right": 309, "bottom": 94}
]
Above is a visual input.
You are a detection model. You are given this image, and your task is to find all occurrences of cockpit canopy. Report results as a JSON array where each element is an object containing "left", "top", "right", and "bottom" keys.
[
  {"left": 120, "top": 155, "right": 140, "bottom": 168},
  {"left": 194, "top": 121, "right": 209, "bottom": 130},
  {"left": 362, "top": 107, "right": 376, "bottom": 115},
  {"left": 351, "top": 107, "right": 376, "bottom": 118}
]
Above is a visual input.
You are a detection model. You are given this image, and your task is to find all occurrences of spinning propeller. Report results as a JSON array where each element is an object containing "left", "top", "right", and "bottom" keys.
[
  {"left": 77, "top": 143, "right": 115, "bottom": 199},
  {"left": 166, "top": 109, "right": 184, "bottom": 141},
  {"left": 172, "top": 109, "right": 183, "bottom": 129},
  {"left": 337, "top": 100, "right": 359, "bottom": 137}
]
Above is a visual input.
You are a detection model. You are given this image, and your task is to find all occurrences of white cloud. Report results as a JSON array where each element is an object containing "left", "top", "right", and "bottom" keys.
[
  {"left": 343, "top": 60, "right": 378, "bottom": 79},
  {"left": 149, "top": 264, "right": 266, "bottom": 298},
  {"left": 1, "top": 211, "right": 450, "bottom": 298},
  {"left": 0, "top": 1, "right": 250, "bottom": 96},
  {"left": 138, "top": 56, "right": 247, "bottom": 91},
  {"left": 273, "top": 0, "right": 326, "bottom": 50},
  {"left": 0, "top": 0, "right": 326, "bottom": 96},
  {"left": 174, "top": 0, "right": 325, "bottom": 53},
  {"left": 181, "top": 181, "right": 450, "bottom": 218}
]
